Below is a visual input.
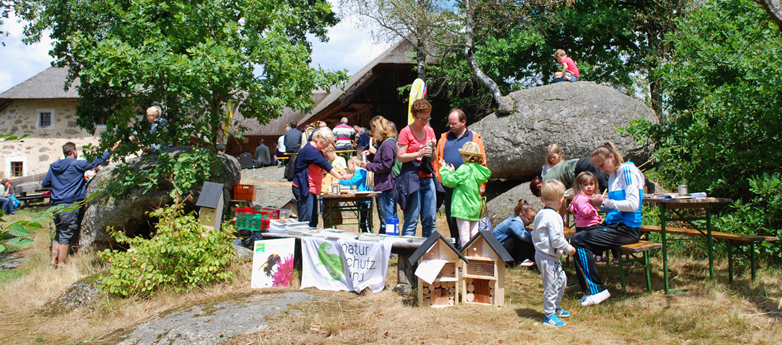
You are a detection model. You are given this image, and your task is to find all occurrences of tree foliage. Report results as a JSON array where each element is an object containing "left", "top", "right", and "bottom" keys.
[
  {"left": 425, "top": 0, "right": 691, "bottom": 117},
  {"left": 627, "top": 0, "right": 782, "bottom": 201},
  {"left": 22, "top": 0, "right": 347, "bottom": 153}
]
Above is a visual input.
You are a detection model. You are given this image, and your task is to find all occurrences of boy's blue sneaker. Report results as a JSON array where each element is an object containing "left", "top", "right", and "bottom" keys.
[
  {"left": 556, "top": 308, "right": 570, "bottom": 318},
  {"left": 544, "top": 314, "right": 565, "bottom": 327}
]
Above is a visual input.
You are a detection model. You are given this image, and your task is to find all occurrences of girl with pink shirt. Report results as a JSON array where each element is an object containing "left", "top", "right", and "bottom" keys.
[{"left": 567, "top": 171, "right": 602, "bottom": 232}]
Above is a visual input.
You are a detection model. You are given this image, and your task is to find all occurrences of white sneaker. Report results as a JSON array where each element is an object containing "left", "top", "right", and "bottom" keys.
[
  {"left": 520, "top": 259, "right": 534, "bottom": 267},
  {"left": 581, "top": 290, "right": 611, "bottom": 306},
  {"left": 576, "top": 295, "right": 587, "bottom": 303}
]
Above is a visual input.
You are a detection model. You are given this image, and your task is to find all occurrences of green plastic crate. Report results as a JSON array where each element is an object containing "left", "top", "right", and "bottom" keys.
[{"left": 236, "top": 210, "right": 273, "bottom": 231}]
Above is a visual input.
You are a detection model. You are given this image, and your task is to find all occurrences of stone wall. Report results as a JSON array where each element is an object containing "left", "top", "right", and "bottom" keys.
[{"left": 0, "top": 99, "right": 102, "bottom": 177}]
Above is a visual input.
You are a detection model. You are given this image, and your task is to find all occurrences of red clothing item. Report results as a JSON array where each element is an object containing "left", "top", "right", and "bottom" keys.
[
  {"left": 398, "top": 125, "right": 436, "bottom": 178},
  {"left": 560, "top": 56, "right": 580, "bottom": 77}
]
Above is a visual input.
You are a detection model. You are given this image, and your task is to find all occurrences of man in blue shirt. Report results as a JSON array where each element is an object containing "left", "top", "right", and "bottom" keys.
[
  {"left": 43, "top": 141, "right": 117, "bottom": 269},
  {"left": 433, "top": 109, "right": 488, "bottom": 247}
]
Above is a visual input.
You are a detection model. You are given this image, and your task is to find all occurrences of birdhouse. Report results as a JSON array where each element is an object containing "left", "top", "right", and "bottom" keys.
[
  {"left": 195, "top": 182, "right": 225, "bottom": 230},
  {"left": 408, "top": 232, "right": 469, "bottom": 307},
  {"left": 459, "top": 231, "right": 514, "bottom": 307}
]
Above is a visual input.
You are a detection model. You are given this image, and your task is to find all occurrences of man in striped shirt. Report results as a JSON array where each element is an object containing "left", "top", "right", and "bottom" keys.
[{"left": 333, "top": 117, "right": 356, "bottom": 151}]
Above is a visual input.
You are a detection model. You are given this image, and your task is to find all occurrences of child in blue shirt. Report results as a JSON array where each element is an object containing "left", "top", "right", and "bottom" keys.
[{"left": 340, "top": 157, "right": 371, "bottom": 232}]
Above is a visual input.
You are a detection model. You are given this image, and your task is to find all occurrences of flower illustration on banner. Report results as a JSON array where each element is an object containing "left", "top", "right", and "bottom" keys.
[{"left": 273, "top": 255, "right": 294, "bottom": 287}]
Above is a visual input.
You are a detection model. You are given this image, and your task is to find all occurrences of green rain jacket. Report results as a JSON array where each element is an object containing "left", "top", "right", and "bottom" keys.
[{"left": 439, "top": 162, "right": 492, "bottom": 221}]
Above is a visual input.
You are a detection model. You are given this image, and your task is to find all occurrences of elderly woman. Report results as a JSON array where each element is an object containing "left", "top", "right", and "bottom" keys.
[
  {"left": 393, "top": 99, "right": 444, "bottom": 237},
  {"left": 571, "top": 142, "right": 644, "bottom": 306},
  {"left": 361, "top": 115, "right": 398, "bottom": 233},
  {"left": 292, "top": 128, "right": 345, "bottom": 227}
]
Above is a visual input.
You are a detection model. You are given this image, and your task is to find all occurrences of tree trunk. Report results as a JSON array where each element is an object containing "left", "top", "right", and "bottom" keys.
[
  {"left": 416, "top": 37, "right": 426, "bottom": 80},
  {"left": 650, "top": 79, "right": 663, "bottom": 123},
  {"left": 463, "top": 0, "right": 510, "bottom": 114},
  {"left": 757, "top": 0, "right": 782, "bottom": 31}
]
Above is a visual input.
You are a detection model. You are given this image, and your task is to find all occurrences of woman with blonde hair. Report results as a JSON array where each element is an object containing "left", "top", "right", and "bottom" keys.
[
  {"left": 292, "top": 128, "right": 346, "bottom": 227},
  {"left": 570, "top": 142, "right": 644, "bottom": 306},
  {"left": 360, "top": 115, "right": 398, "bottom": 233}
]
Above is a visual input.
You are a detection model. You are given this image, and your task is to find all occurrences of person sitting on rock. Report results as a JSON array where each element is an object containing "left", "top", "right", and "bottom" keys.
[{"left": 553, "top": 49, "right": 580, "bottom": 83}]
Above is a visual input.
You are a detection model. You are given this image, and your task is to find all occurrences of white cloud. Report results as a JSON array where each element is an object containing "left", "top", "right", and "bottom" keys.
[
  {"left": 309, "top": 13, "right": 393, "bottom": 75},
  {"left": 0, "top": 13, "right": 55, "bottom": 93}
]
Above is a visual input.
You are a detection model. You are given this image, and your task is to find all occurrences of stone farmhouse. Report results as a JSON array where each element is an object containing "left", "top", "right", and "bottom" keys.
[{"left": 0, "top": 67, "right": 104, "bottom": 177}]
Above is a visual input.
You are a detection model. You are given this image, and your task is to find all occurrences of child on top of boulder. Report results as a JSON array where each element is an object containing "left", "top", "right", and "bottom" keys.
[{"left": 553, "top": 49, "right": 580, "bottom": 83}]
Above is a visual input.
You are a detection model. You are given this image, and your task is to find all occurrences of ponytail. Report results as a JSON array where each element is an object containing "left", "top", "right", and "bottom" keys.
[
  {"left": 513, "top": 199, "right": 535, "bottom": 217},
  {"left": 592, "top": 141, "right": 624, "bottom": 166}
]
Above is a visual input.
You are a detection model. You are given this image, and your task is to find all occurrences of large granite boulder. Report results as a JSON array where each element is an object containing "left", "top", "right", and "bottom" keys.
[
  {"left": 485, "top": 181, "right": 542, "bottom": 227},
  {"left": 471, "top": 82, "right": 658, "bottom": 180},
  {"left": 79, "top": 148, "right": 241, "bottom": 251}
]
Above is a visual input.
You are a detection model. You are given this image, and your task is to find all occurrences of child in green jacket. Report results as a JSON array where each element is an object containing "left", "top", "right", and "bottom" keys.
[{"left": 439, "top": 141, "right": 492, "bottom": 247}]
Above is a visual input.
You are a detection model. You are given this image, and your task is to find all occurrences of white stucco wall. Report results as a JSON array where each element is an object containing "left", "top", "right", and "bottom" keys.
[{"left": 0, "top": 99, "right": 103, "bottom": 177}]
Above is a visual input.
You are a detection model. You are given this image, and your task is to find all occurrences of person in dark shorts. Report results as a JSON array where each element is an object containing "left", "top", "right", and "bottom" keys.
[{"left": 42, "top": 141, "right": 117, "bottom": 269}]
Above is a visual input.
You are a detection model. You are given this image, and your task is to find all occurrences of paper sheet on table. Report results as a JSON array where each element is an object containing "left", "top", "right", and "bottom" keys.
[{"left": 414, "top": 259, "right": 447, "bottom": 285}]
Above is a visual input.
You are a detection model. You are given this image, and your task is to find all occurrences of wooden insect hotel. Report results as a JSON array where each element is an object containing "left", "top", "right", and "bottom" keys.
[
  {"left": 408, "top": 232, "right": 469, "bottom": 307},
  {"left": 459, "top": 231, "right": 514, "bottom": 306}
]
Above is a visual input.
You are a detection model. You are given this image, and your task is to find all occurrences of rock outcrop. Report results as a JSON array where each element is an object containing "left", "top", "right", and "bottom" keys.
[
  {"left": 485, "top": 181, "right": 542, "bottom": 227},
  {"left": 471, "top": 82, "right": 658, "bottom": 180},
  {"left": 79, "top": 148, "right": 241, "bottom": 251}
]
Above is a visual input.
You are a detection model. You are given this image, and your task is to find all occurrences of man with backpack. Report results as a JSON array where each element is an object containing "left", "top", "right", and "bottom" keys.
[{"left": 433, "top": 108, "right": 488, "bottom": 247}]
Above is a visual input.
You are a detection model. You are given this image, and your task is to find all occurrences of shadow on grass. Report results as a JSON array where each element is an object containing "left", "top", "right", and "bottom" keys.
[{"left": 515, "top": 307, "right": 544, "bottom": 322}]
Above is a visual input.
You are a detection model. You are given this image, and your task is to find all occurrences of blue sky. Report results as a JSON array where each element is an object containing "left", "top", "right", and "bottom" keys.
[{"left": 0, "top": 9, "right": 392, "bottom": 93}]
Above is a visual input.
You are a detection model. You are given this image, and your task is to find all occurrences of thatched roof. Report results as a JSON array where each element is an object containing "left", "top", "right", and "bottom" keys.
[
  {"left": 296, "top": 39, "right": 420, "bottom": 126},
  {"left": 0, "top": 67, "right": 79, "bottom": 99},
  {"left": 230, "top": 90, "right": 328, "bottom": 136}
]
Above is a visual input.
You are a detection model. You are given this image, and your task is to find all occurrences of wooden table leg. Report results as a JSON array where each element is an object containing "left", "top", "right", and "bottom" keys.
[{"left": 393, "top": 253, "right": 416, "bottom": 295}]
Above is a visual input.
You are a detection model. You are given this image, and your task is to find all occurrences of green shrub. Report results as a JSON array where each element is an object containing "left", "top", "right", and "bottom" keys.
[
  {"left": 99, "top": 196, "right": 234, "bottom": 297},
  {"left": 715, "top": 173, "right": 782, "bottom": 263}
]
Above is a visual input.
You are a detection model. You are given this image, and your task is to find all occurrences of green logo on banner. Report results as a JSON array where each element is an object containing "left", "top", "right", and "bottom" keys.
[
  {"left": 255, "top": 242, "right": 265, "bottom": 253},
  {"left": 316, "top": 242, "right": 343, "bottom": 281}
]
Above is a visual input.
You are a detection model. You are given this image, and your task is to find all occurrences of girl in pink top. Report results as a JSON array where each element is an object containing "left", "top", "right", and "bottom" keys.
[{"left": 567, "top": 171, "right": 602, "bottom": 231}]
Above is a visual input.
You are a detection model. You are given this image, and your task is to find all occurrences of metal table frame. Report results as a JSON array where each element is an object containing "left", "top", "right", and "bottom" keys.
[
  {"left": 322, "top": 193, "right": 378, "bottom": 233},
  {"left": 644, "top": 197, "right": 731, "bottom": 294}
]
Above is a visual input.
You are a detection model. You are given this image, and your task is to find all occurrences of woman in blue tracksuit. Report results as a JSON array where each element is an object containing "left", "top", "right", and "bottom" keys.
[{"left": 571, "top": 142, "right": 644, "bottom": 306}]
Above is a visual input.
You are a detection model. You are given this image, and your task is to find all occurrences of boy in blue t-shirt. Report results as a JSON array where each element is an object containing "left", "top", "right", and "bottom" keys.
[{"left": 340, "top": 157, "right": 371, "bottom": 232}]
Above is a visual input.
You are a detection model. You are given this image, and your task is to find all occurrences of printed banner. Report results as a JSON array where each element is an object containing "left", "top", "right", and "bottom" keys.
[
  {"left": 251, "top": 238, "right": 296, "bottom": 288},
  {"left": 301, "top": 237, "right": 392, "bottom": 293}
]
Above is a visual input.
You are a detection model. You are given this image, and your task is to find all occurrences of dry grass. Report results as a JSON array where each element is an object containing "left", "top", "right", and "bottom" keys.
[{"left": 1, "top": 207, "right": 781, "bottom": 344}]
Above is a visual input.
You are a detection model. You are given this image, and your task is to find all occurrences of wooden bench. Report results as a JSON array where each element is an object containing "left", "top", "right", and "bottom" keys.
[
  {"left": 640, "top": 225, "right": 776, "bottom": 283},
  {"left": 563, "top": 227, "right": 661, "bottom": 296}
]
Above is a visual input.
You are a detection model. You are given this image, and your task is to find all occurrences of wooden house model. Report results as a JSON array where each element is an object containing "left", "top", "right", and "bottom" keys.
[
  {"left": 195, "top": 181, "right": 225, "bottom": 230},
  {"left": 459, "top": 231, "right": 514, "bottom": 307},
  {"left": 408, "top": 232, "right": 469, "bottom": 307}
]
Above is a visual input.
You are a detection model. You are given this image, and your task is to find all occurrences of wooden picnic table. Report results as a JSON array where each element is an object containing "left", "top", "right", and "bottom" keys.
[
  {"left": 321, "top": 192, "right": 379, "bottom": 234},
  {"left": 564, "top": 194, "right": 734, "bottom": 294},
  {"left": 641, "top": 195, "right": 732, "bottom": 293},
  {"left": 335, "top": 149, "right": 356, "bottom": 160}
]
